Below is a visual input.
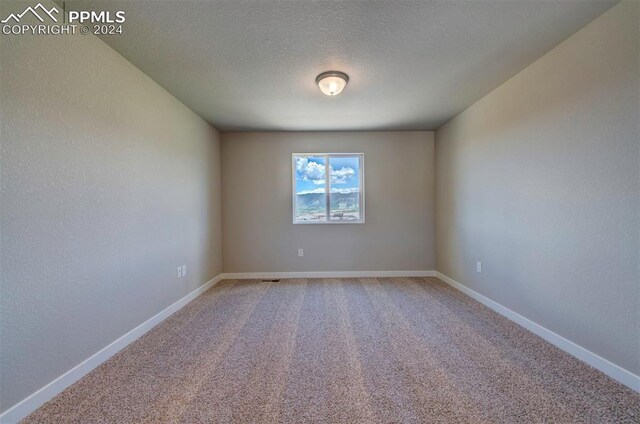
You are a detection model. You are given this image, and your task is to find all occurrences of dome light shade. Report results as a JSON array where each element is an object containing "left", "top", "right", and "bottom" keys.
[{"left": 316, "top": 71, "right": 349, "bottom": 96}]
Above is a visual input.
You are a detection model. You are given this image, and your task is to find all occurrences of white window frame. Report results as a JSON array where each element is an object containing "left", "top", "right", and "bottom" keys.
[{"left": 292, "top": 153, "right": 365, "bottom": 224}]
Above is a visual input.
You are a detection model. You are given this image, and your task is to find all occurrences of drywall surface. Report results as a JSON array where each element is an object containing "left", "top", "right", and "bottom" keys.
[
  {"left": 88, "top": 0, "right": 616, "bottom": 131},
  {"left": 0, "top": 3, "right": 222, "bottom": 411},
  {"left": 435, "top": 1, "right": 639, "bottom": 375},
  {"left": 222, "top": 132, "right": 435, "bottom": 272}
]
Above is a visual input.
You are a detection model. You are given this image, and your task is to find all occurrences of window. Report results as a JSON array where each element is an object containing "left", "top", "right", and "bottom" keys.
[{"left": 293, "top": 153, "right": 364, "bottom": 224}]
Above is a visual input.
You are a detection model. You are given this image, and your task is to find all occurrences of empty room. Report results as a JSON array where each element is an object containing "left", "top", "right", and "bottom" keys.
[{"left": 1, "top": 0, "right": 639, "bottom": 422}]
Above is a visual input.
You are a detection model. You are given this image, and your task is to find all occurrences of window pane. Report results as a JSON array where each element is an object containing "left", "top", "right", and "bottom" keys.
[
  {"left": 329, "top": 156, "right": 360, "bottom": 221},
  {"left": 294, "top": 156, "right": 327, "bottom": 222}
]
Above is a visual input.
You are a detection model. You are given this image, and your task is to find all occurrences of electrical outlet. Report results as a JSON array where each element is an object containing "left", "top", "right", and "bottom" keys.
[
  {"left": 177, "top": 266, "right": 182, "bottom": 278},
  {"left": 298, "top": 248, "right": 304, "bottom": 257},
  {"left": 182, "top": 265, "right": 187, "bottom": 276},
  {"left": 476, "top": 261, "right": 482, "bottom": 273}
]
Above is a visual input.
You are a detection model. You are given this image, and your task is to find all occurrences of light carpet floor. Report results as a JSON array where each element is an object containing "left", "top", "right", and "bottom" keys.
[{"left": 23, "top": 277, "right": 640, "bottom": 423}]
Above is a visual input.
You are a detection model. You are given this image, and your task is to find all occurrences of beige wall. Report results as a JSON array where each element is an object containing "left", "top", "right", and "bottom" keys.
[
  {"left": 0, "top": 5, "right": 222, "bottom": 412},
  {"left": 435, "top": 1, "right": 639, "bottom": 375},
  {"left": 221, "top": 132, "right": 435, "bottom": 273}
]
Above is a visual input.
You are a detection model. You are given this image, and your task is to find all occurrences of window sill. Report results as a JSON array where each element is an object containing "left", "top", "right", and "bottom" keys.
[{"left": 293, "top": 220, "right": 365, "bottom": 225}]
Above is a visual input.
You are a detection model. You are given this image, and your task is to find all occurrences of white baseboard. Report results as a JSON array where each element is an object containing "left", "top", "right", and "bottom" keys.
[
  {"left": 6, "top": 270, "right": 635, "bottom": 423},
  {"left": 434, "top": 272, "right": 640, "bottom": 393},
  {"left": 220, "top": 270, "right": 437, "bottom": 280},
  {"left": 0, "top": 274, "right": 224, "bottom": 424}
]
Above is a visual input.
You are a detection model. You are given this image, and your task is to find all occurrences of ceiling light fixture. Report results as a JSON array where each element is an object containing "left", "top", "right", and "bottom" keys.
[{"left": 316, "top": 71, "right": 349, "bottom": 96}]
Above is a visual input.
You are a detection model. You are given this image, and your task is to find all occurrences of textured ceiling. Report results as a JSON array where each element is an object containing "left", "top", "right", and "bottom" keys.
[{"left": 84, "top": 0, "right": 615, "bottom": 131}]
